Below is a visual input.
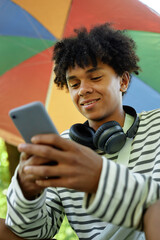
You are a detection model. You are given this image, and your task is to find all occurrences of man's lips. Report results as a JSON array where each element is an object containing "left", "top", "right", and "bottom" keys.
[{"left": 80, "top": 98, "right": 100, "bottom": 106}]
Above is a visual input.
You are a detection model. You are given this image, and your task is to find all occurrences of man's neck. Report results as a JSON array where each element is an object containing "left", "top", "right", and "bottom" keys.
[{"left": 88, "top": 109, "right": 125, "bottom": 131}]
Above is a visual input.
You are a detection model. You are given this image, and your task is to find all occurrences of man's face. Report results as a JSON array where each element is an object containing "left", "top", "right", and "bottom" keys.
[{"left": 66, "top": 61, "right": 129, "bottom": 129}]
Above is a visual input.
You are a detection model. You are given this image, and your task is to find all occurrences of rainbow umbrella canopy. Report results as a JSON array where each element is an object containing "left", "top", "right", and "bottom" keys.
[{"left": 0, "top": 0, "right": 160, "bottom": 146}]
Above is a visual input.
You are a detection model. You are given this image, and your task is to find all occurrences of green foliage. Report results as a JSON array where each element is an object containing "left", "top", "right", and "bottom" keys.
[
  {"left": 55, "top": 216, "right": 78, "bottom": 240},
  {"left": 0, "top": 138, "right": 10, "bottom": 219},
  {"left": 0, "top": 138, "right": 79, "bottom": 239},
  {"left": 0, "top": 138, "right": 9, "bottom": 168}
]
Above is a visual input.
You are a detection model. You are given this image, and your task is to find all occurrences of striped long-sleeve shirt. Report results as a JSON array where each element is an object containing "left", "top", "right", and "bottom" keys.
[{"left": 6, "top": 108, "right": 160, "bottom": 240}]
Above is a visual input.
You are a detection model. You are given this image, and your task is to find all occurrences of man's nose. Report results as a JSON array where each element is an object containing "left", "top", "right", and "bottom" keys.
[{"left": 78, "top": 82, "right": 93, "bottom": 96}]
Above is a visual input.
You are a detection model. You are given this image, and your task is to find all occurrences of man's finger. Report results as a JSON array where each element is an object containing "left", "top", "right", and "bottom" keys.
[
  {"left": 31, "top": 134, "right": 74, "bottom": 150},
  {"left": 23, "top": 164, "right": 75, "bottom": 178},
  {"left": 18, "top": 143, "right": 70, "bottom": 163}
]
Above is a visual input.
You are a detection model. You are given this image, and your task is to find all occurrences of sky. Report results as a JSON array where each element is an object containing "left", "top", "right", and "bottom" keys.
[{"left": 139, "top": 0, "right": 160, "bottom": 14}]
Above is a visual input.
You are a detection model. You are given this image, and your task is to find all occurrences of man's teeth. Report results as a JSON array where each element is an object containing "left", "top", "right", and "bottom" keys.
[{"left": 83, "top": 100, "right": 97, "bottom": 106}]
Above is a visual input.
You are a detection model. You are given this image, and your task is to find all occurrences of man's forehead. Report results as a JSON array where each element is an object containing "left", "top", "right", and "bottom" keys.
[{"left": 66, "top": 63, "right": 103, "bottom": 79}]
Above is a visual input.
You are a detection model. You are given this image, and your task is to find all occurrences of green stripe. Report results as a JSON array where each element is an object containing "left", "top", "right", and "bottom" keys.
[
  {"left": 127, "top": 30, "right": 160, "bottom": 93},
  {"left": 0, "top": 36, "right": 56, "bottom": 75}
]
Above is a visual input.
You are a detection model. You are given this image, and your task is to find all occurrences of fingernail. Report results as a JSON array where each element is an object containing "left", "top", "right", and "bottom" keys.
[
  {"left": 23, "top": 166, "right": 31, "bottom": 173},
  {"left": 31, "top": 136, "right": 37, "bottom": 143},
  {"left": 18, "top": 143, "right": 26, "bottom": 150},
  {"left": 36, "top": 180, "right": 42, "bottom": 185}
]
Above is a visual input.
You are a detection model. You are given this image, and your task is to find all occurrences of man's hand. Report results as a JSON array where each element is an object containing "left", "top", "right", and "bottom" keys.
[
  {"left": 17, "top": 152, "right": 46, "bottom": 200},
  {"left": 144, "top": 200, "right": 160, "bottom": 240},
  {"left": 18, "top": 134, "right": 102, "bottom": 199}
]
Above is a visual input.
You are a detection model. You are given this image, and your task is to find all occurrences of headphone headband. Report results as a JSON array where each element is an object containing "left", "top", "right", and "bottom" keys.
[{"left": 123, "top": 105, "right": 139, "bottom": 138}]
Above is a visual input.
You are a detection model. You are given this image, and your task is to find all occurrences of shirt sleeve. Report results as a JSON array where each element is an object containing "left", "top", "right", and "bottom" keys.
[
  {"left": 83, "top": 156, "right": 160, "bottom": 230},
  {"left": 5, "top": 166, "right": 65, "bottom": 239}
]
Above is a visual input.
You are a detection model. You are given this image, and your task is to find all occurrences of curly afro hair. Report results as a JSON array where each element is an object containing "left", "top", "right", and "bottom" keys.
[{"left": 53, "top": 23, "right": 140, "bottom": 89}]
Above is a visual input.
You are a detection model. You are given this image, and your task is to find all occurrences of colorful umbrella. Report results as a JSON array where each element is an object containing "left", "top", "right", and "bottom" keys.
[{"left": 0, "top": 0, "right": 160, "bottom": 146}]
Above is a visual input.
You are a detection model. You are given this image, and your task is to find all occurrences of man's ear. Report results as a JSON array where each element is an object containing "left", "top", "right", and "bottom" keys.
[{"left": 120, "top": 71, "right": 130, "bottom": 93}]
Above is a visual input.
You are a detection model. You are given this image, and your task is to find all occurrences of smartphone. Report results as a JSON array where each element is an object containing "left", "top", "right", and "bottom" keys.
[{"left": 9, "top": 101, "right": 59, "bottom": 143}]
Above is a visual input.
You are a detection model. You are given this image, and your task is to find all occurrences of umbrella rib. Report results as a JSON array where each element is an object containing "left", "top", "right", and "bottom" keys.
[
  {"left": 4, "top": 37, "right": 53, "bottom": 58},
  {"left": 19, "top": 5, "right": 54, "bottom": 55},
  {"left": 61, "top": 0, "right": 74, "bottom": 38}
]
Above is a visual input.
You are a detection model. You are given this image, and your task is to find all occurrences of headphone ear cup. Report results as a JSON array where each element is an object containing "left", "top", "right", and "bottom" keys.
[
  {"left": 103, "top": 132, "right": 126, "bottom": 154},
  {"left": 93, "top": 121, "right": 126, "bottom": 154},
  {"left": 69, "top": 124, "right": 96, "bottom": 149}
]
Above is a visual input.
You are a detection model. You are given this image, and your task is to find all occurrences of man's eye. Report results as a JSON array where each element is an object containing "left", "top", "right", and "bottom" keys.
[
  {"left": 91, "top": 76, "right": 102, "bottom": 80},
  {"left": 70, "top": 83, "right": 79, "bottom": 88}
]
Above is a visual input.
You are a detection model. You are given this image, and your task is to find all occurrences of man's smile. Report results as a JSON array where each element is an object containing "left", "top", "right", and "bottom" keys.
[{"left": 80, "top": 98, "right": 100, "bottom": 106}]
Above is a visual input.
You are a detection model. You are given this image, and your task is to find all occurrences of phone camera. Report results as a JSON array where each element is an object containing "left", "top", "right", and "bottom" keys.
[{"left": 12, "top": 115, "right": 16, "bottom": 119}]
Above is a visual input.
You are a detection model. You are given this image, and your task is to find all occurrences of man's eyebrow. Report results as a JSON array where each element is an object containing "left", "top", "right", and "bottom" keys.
[
  {"left": 66, "top": 75, "right": 76, "bottom": 81},
  {"left": 86, "top": 67, "right": 102, "bottom": 73},
  {"left": 66, "top": 67, "right": 102, "bottom": 81}
]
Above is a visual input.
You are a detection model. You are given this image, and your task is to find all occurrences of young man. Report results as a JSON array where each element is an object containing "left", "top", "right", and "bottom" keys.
[{"left": 5, "top": 23, "right": 160, "bottom": 239}]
